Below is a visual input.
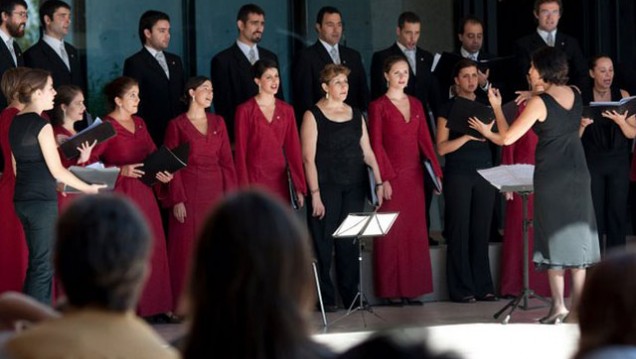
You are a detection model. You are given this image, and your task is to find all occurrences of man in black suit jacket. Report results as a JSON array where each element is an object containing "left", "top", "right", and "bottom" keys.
[
  {"left": 211, "top": 4, "right": 283, "bottom": 141},
  {"left": 23, "top": 0, "right": 84, "bottom": 92},
  {"left": 514, "top": 0, "right": 587, "bottom": 91},
  {"left": 370, "top": 11, "right": 440, "bottom": 122},
  {"left": 0, "top": 0, "right": 27, "bottom": 109},
  {"left": 293, "top": 6, "right": 369, "bottom": 118},
  {"left": 123, "top": 10, "right": 185, "bottom": 146}
]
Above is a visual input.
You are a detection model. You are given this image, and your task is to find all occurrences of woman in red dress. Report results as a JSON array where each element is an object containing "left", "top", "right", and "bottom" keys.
[
  {"left": 50, "top": 85, "right": 95, "bottom": 212},
  {"left": 163, "top": 76, "right": 236, "bottom": 309},
  {"left": 91, "top": 76, "right": 174, "bottom": 317},
  {"left": 368, "top": 55, "right": 442, "bottom": 304},
  {"left": 0, "top": 67, "right": 29, "bottom": 294},
  {"left": 234, "top": 58, "right": 306, "bottom": 207}
]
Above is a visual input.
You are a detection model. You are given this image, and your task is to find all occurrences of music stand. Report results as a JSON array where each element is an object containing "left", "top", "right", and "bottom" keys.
[
  {"left": 328, "top": 210, "right": 399, "bottom": 327},
  {"left": 477, "top": 165, "right": 550, "bottom": 324}
]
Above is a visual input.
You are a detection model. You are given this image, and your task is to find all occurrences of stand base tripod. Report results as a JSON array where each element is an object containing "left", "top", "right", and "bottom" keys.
[{"left": 494, "top": 288, "right": 551, "bottom": 324}]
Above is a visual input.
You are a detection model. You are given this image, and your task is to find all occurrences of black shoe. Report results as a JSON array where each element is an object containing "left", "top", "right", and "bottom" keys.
[
  {"left": 428, "top": 238, "right": 439, "bottom": 246},
  {"left": 477, "top": 294, "right": 499, "bottom": 302},
  {"left": 402, "top": 298, "right": 424, "bottom": 306},
  {"left": 382, "top": 298, "right": 404, "bottom": 307},
  {"left": 324, "top": 305, "right": 338, "bottom": 313},
  {"left": 454, "top": 296, "right": 476, "bottom": 303}
]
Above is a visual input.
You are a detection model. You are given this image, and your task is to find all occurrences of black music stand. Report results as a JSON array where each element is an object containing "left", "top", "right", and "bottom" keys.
[
  {"left": 328, "top": 211, "right": 399, "bottom": 327},
  {"left": 478, "top": 165, "right": 550, "bottom": 324}
]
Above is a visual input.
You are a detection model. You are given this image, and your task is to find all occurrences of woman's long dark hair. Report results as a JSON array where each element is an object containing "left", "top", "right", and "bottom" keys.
[{"left": 183, "top": 190, "right": 316, "bottom": 359}]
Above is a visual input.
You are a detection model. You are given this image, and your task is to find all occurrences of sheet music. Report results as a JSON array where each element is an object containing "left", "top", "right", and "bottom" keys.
[
  {"left": 477, "top": 164, "right": 534, "bottom": 192},
  {"left": 333, "top": 212, "right": 399, "bottom": 238}
]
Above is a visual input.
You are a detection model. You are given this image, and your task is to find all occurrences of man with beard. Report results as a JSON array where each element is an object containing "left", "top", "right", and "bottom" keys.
[
  {"left": 211, "top": 3, "right": 283, "bottom": 142},
  {"left": 24, "top": 0, "right": 84, "bottom": 92},
  {"left": 123, "top": 10, "right": 185, "bottom": 146},
  {"left": 0, "top": 0, "right": 26, "bottom": 109}
]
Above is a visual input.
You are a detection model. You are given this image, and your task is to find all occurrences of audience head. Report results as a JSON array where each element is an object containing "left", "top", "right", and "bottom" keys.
[
  {"left": 252, "top": 58, "right": 280, "bottom": 96},
  {"left": 138, "top": 10, "right": 170, "bottom": 50},
  {"left": 574, "top": 250, "right": 636, "bottom": 359},
  {"left": 457, "top": 15, "right": 484, "bottom": 54},
  {"left": 319, "top": 63, "right": 350, "bottom": 101},
  {"left": 50, "top": 84, "right": 84, "bottom": 127},
  {"left": 588, "top": 55, "right": 614, "bottom": 90},
  {"left": 534, "top": 0, "right": 562, "bottom": 32},
  {"left": 339, "top": 331, "right": 462, "bottom": 359},
  {"left": 236, "top": 4, "right": 264, "bottom": 45},
  {"left": 103, "top": 76, "right": 139, "bottom": 113},
  {"left": 316, "top": 6, "right": 342, "bottom": 46},
  {"left": 530, "top": 46, "right": 569, "bottom": 86},
  {"left": 39, "top": 0, "right": 71, "bottom": 40},
  {"left": 452, "top": 58, "right": 478, "bottom": 95},
  {"left": 0, "top": 0, "right": 28, "bottom": 38},
  {"left": 383, "top": 55, "right": 409, "bottom": 91},
  {"left": 396, "top": 11, "right": 421, "bottom": 50},
  {"left": 184, "top": 190, "right": 315, "bottom": 359},
  {"left": 0, "top": 66, "right": 28, "bottom": 103},
  {"left": 15, "top": 68, "right": 55, "bottom": 109},
  {"left": 55, "top": 194, "right": 151, "bottom": 312},
  {"left": 183, "top": 76, "right": 213, "bottom": 109}
]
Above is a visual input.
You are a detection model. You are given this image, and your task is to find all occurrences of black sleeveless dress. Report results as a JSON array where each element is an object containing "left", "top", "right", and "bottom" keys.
[{"left": 532, "top": 90, "right": 600, "bottom": 269}]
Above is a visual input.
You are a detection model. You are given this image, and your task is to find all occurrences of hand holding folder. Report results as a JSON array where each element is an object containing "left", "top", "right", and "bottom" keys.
[
  {"left": 59, "top": 118, "right": 116, "bottom": 159},
  {"left": 446, "top": 97, "right": 495, "bottom": 138},
  {"left": 139, "top": 143, "right": 190, "bottom": 186}
]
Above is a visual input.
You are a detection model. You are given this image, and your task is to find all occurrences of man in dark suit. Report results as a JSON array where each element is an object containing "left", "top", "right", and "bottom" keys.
[
  {"left": 123, "top": 10, "right": 185, "bottom": 146},
  {"left": 293, "top": 6, "right": 369, "bottom": 117},
  {"left": 514, "top": 0, "right": 587, "bottom": 91},
  {"left": 371, "top": 11, "right": 440, "bottom": 121},
  {"left": 211, "top": 3, "right": 282, "bottom": 141},
  {"left": 23, "top": 0, "right": 83, "bottom": 92},
  {"left": 0, "top": 0, "right": 27, "bottom": 109}
]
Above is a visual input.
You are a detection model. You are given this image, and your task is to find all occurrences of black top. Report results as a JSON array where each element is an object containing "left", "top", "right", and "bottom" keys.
[
  {"left": 439, "top": 97, "right": 493, "bottom": 174},
  {"left": 9, "top": 112, "right": 57, "bottom": 202},
  {"left": 310, "top": 106, "right": 366, "bottom": 186},
  {"left": 581, "top": 85, "right": 630, "bottom": 156}
]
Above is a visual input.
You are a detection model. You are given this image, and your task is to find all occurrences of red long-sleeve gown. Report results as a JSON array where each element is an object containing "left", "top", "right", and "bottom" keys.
[
  {"left": 369, "top": 95, "right": 442, "bottom": 298},
  {"left": 500, "top": 104, "right": 551, "bottom": 297},
  {"left": 234, "top": 98, "right": 306, "bottom": 203},
  {"left": 0, "top": 107, "right": 28, "bottom": 293},
  {"left": 92, "top": 115, "right": 173, "bottom": 316},
  {"left": 163, "top": 113, "right": 236, "bottom": 306}
]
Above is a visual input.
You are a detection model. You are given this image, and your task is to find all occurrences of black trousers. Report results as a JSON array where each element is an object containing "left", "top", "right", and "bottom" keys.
[
  {"left": 308, "top": 183, "right": 365, "bottom": 308},
  {"left": 443, "top": 171, "right": 496, "bottom": 301},
  {"left": 588, "top": 154, "right": 629, "bottom": 251},
  {"left": 14, "top": 200, "right": 57, "bottom": 305}
]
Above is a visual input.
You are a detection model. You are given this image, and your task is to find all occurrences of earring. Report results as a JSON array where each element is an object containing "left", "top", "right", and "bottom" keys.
[{"left": 325, "top": 92, "right": 329, "bottom": 100}]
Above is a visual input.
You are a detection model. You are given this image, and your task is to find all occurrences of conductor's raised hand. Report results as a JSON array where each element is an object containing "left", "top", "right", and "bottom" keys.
[
  {"left": 514, "top": 90, "right": 533, "bottom": 106},
  {"left": 487, "top": 87, "right": 502, "bottom": 107},
  {"left": 156, "top": 171, "right": 173, "bottom": 184},
  {"left": 468, "top": 117, "right": 494, "bottom": 137},
  {"left": 121, "top": 163, "right": 144, "bottom": 178}
]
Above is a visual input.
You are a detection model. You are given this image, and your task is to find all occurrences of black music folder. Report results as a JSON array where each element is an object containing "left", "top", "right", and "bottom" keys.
[
  {"left": 139, "top": 143, "right": 190, "bottom": 186},
  {"left": 582, "top": 96, "right": 636, "bottom": 119},
  {"left": 59, "top": 118, "right": 116, "bottom": 159},
  {"left": 423, "top": 159, "right": 442, "bottom": 193},
  {"left": 64, "top": 165, "right": 119, "bottom": 193},
  {"left": 446, "top": 96, "right": 495, "bottom": 138}
]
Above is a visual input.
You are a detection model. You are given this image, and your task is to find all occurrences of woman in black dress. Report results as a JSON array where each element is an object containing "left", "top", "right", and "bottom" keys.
[
  {"left": 301, "top": 64, "right": 383, "bottom": 311},
  {"left": 9, "top": 69, "right": 104, "bottom": 304},
  {"left": 470, "top": 47, "right": 600, "bottom": 324},
  {"left": 580, "top": 55, "right": 636, "bottom": 252},
  {"left": 436, "top": 59, "right": 498, "bottom": 303}
]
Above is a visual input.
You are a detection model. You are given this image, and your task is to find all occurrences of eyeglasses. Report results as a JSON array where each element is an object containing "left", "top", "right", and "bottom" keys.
[{"left": 11, "top": 11, "right": 28, "bottom": 18}]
